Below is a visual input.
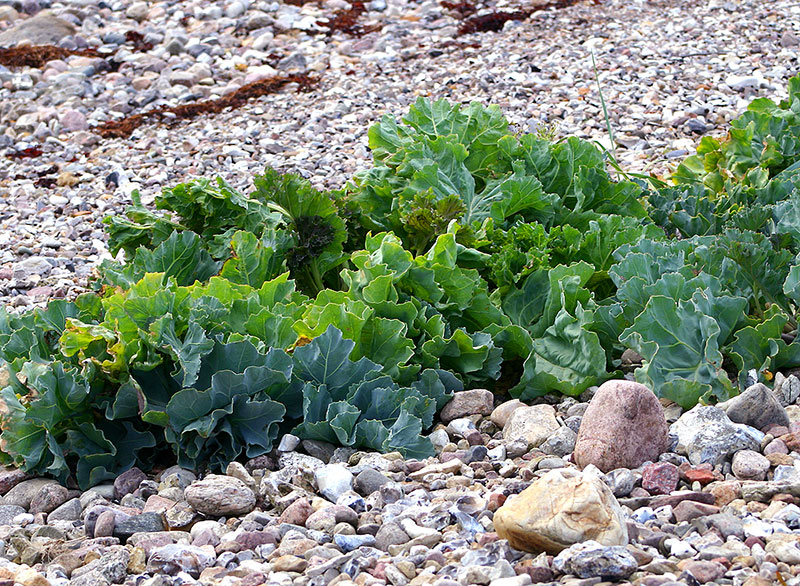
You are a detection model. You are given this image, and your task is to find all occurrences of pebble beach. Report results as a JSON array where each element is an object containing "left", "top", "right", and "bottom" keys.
[{"left": 0, "top": 378, "right": 800, "bottom": 586}]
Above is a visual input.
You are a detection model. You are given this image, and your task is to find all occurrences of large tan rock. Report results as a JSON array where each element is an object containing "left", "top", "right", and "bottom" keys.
[
  {"left": 502, "top": 405, "right": 559, "bottom": 448},
  {"left": 491, "top": 399, "right": 525, "bottom": 428},
  {"left": 573, "top": 380, "right": 669, "bottom": 472},
  {"left": 493, "top": 467, "right": 628, "bottom": 554},
  {"left": 184, "top": 475, "right": 255, "bottom": 517},
  {"left": 14, "top": 567, "right": 50, "bottom": 586},
  {"left": 439, "top": 389, "right": 494, "bottom": 423}
]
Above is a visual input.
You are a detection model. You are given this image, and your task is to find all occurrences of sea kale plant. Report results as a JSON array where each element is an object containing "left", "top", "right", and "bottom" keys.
[{"left": 2, "top": 76, "right": 800, "bottom": 487}]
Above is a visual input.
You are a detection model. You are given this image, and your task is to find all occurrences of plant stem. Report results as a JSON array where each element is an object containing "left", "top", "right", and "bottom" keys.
[
  {"left": 265, "top": 202, "right": 293, "bottom": 221},
  {"left": 592, "top": 50, "right": 616, "bottom": 161},
  {"left": 309, "top": 262, "right": 324, "bottom": 294}
]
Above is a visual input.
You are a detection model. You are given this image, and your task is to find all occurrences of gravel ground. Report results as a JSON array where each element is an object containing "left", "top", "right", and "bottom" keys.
[
  {"left": 0, "top": 0, "right": 798, "bottom": 308},
  {"left": 2, "top": 379, "right": 800, "bottom": 586}
]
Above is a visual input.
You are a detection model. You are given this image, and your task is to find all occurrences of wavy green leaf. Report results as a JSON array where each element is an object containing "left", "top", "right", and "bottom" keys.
[
  {"left": 292, "top": 325, "right": 382, "bottom": 397},
  {"left": 621, "top": 295, "right": 734, "bottom": 408},
  {"left": 100, "top": 231, "right": 220, "bottom": 288}
]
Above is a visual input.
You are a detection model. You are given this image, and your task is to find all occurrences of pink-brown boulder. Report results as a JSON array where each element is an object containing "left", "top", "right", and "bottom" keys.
[{"left": 573, "top": 380, "right": 669, "bottom": 473}]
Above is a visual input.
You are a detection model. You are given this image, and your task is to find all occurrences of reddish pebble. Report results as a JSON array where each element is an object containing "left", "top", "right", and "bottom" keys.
[
  {"left": 642, "top": 462, "right": 680, "bottom": 495},
  {"left": 773, "top": 493, "right": 797, "bottom": 504},
  {"left": 469, "top": 462, "right": 492, "bottom": 472},
  {"left": 278, "top": 498, "right": 313, "bottom": 526},
  {"left": 709, "top": 480, "right": 742, "bottom": 507},
  {"left": 240, "top": 573, "right": 266, "bottom": 586},
  {"left": 236, "top": 531, "right": 276, "bottom": 549},
  {"left": 766, "top": 425, "right": 790, "bottom": 437},
  {"left": 672, "top": 500, "right": 720, "bottom": 523},
  {"left": 477, "top": 532, "right": 499, "bottom": 546},
  {"left": 465, "top": 430, "right": 484, "bottom": 445},
  {"left": 684, "top": 468, "right": 718, "bottom": 484},
  {"left": 488, "top": 493, "right": 507, "bottom": 511},
  {"left": 406, "top": 461, "right": 426, "bottom": 472},
  {"left": 426, "top": 551, "right": 446, "bottom": 565},
  {"left": 143, "top": 495, "right": 177, "bottom": 514},
  {"left": 573, "top": 380, "right": 670, "bottom": 472},
  {"left": 27, "top": 286, "right": 54, "bottom": 297},
  {"left": 780, "top": 432, "right": 800, "bottom": 451},
  {"left": 371, "top": 562, "right": 388, "bottom": 580},
  {"left": 682, "top": 560, "right": 726, "bottom": 583},
  {"left": 745, "top": 536, "right": 765, "bottom": 549},
  {"left": 216, "top": 541, "right": 241, "bottom": 554},
  {"left": 93, "top": 510, "right": 116, "bottom": 538},
  {"left": 516, "top": 563, "right": 555, "bottom": 583}
]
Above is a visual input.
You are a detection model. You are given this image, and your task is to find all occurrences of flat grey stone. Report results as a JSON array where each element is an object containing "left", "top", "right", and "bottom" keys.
[
  {"left": 0, "top": 12, "right": 75, "bottom": 47},
  {"left": 47, "top": 498, "right": 83, "bottom": 522}
]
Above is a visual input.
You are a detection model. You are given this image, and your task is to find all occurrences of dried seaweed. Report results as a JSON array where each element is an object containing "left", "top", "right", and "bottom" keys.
[
  {"left": 458, "top": 10, "right": 531, "bottom": 34},
  {"left": 318, "top": 1, "right": 380, "bottom": 37},
  {"left": 0, "top": 32, "right": 155, "bottom": 70},
  {"left": 97, "top": 74, "right": 316, "bottom": 139},
  {"left": 0, "top": 45, "right": 101, "bottom": 69},
  {"left": 33, "top": 164, "right": 59, "bottom": 188},
  {"left": 6, "top": 146, "right": 43, "bottom": 159},
  {"left": 457, "top": 0, "right": 595, "bottom": 35},
  {"left": 439, "top": 39, "right": 482, "bottom": 49},
  {"left": 441, "top": 0, "right": 477, "bottom": 17},
  {"left": 35, "top": 176, "right": 58, "bottom": 188},
  {"left": 125, "top": 31, "right": 153, "bottom": 52}
]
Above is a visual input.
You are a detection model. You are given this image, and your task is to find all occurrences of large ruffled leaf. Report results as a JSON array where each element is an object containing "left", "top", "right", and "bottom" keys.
[
  {"left": 59, "top": 320, "right": 129, "bottom": 378},
  {"left": 620, "top": 295, "right": 734, "bottom": 408},
  {"left": 294, "top": 292, "right": 372, "bottom": 356},
  {"left": 290, "top": 331, "right": 452, "bottom": 458},
  {"left": 292, "top": 325, "right": 382, "bottom": 398},
  {"left": 219, "top": 230, "right": 289, "bottom": 288},
  {"left": 294, "top": 399, "right": 360, "bottom": 446},
  {"left": 515, "top": 304, "right": 607, "bottom": 399},
  {"left": 150, "top": 319, "right": 214, "bottom": 388},
  {"left": 369, "top": 97, "right": 511, "bottom": 180},
  {"left": 156, "top": 176, "right": 274, "bottom": 237},
  {"left": 164, "top": 343, "right": 290, "bottom": 468},
  {"left": 359, "top": 318, "right": 415, "bottom": 380},
  {"left": 99, "top": 230, "right": 220, "bottom": 288},
  {"left": 69, "top": 421, "right": 156, "bottom": 489},
  {"left": 508, "top": 263, "right": 608, "bottom": 399},
  {"left": 104, "top": 189, "right": 184, "bottom": 257},
  {"left": 384, "top": 411, "right": 434, "bottom": 459},
  {"left": 727, "top": 307, "right": 788, "bottom": 388},
  {"left": 421, "top": 329, "right": 502, "bottom": 382},
  {"left": 0, "top": 361, "right": 99, "bottom": 482}
]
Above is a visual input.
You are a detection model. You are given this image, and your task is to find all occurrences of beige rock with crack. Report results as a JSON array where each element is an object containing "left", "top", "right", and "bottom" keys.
[
  {"left": 493, "top": 467, "right": 628, "bottom": 554},
  {"left": 502, "top": 404, "right": 559, "bottom": 448}
]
